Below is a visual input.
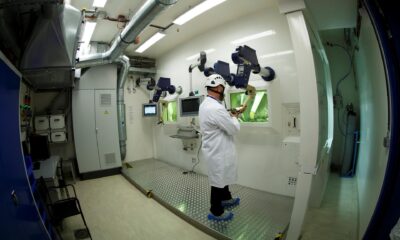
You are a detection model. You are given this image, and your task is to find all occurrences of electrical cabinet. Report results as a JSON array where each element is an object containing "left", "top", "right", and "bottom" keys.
[
  {"left": 35, "top": 114, "right": 67, "bottom": 143},
  {"left": 50, "top": 131, "right": 67, "bottom": 143},
  {"left": 72, "top": 65, "right": 121, "bottom": 175},
  {"left": 73, "top": 89, "right": 121, "bottom": 174},
  {"left": 49, "top": 114, "right": 65, "bottom": 129},
  {"left": 35, "top": 115, "right": 50, "bottom": 130}
]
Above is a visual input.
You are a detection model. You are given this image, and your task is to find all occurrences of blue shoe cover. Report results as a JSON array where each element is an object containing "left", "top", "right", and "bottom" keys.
[
  {"left": 221, "top": 197, "right": 240, "bottom": 208},
  {"left": 207, "top": 211, "right": 234, "bottom": 221}
]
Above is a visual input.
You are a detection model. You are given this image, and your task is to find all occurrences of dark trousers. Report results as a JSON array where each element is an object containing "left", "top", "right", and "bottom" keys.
[{"left": 210, "top": 185, "right": 232, "bottom": 216}]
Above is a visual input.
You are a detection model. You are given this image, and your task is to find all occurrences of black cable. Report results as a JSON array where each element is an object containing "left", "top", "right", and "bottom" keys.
[
  {"left": 326, "top": 42, "right": 355, "bottom": 95},
  {"left": 155, "top": 0, "right": 178, "bottom": 6},
  {"left": 191, "top": 137, "right": 202, "bottom": 172},
  {"left": 337, "top": 108, "right": 347, "bottom": 136}
]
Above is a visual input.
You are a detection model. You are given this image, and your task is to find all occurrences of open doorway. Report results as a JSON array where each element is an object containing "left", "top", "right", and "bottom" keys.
[{"left": 300, "top": 3, "right": 390, "bottom": 239}]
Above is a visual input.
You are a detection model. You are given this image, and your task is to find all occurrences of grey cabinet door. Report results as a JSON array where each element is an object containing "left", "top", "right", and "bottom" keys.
[
  {"left": 95, "top": 90, "right": 121, "bottom": 170},
  {"left": 72, "top": 89, "right": 101, "bottom": 173}
]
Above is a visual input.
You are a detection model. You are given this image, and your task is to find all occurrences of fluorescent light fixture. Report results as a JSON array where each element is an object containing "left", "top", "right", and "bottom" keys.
[
  {"left": 251, "top": 92, "right": 265, "bottom": 114},
  {"left": 81, "top": 22, "right": 97, "bottom": 45},
  {"left": 260, "top": 50, "right": 294, "bottom": 59},
  {"left": 135, "top": 32, "right": 166, "bottom": 53},
  {"left": 231, "top": 30, "right": 276, "bottom": 45},
  {"left": 173, "top": 0, "right": 226, "bottom": 25},
  {"left": 186, "top": 48, "right": 215, "bottom": 61},
  {"left": 93, "top": 0, "right": 107, "bottom": 8}
]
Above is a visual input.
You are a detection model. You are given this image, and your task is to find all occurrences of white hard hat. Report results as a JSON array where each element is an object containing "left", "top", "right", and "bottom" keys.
[{"left": 205, "top": 74, "right": 225, "bottom": 88}]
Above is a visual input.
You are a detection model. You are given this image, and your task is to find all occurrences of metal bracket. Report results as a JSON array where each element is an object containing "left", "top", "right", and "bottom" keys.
[{"left": 383, "top": 131, "right": 390, "bottom": 148}]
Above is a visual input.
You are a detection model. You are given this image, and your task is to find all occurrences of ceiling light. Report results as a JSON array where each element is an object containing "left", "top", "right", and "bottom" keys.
[
  {"left": 135, "top": 32, "right": 166, "bottom": 53},
  {"left": 259, "top": 50, "right": 294, "bottom": 59},
  {"left": 93, "top": 0, "right": 107, "bottom": 8},
  {"left": 173, "top": 0, "right": 226, "bottom": 25},
  {"left": 231, "top": 30, "right": 276, "bottom": 45},
  {"left": 186, "top": 48, "right": 216, "bottom": 61},
  {"left": 81, "top": 22, "right": 97, "bottom": 45}
]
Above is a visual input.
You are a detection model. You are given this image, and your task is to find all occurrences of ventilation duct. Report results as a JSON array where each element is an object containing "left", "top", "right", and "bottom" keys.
[
  {"left": 20, "top": 4, "right": 82, "bottom": 89},
  {"left": 76, "top": 0, "right": 177, "bottom": 68},
  {"left": 116, "top": 55, "right": 130, "bottom": 160}
]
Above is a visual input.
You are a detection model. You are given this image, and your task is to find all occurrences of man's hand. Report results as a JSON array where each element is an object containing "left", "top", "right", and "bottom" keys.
[
  {"left": 229, "top": 104, "right": 246, "bottom": 118},
  {"left": 230, "top": 111, "right": 240, "bottom": 118},
  {"left": 237, "top": 104, "right": 247, "bottom": 113}
]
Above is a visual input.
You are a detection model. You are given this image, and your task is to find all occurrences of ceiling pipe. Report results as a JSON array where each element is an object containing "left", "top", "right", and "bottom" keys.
[{"left": 76, "top": 0, "right": 177, "bottom": 68}]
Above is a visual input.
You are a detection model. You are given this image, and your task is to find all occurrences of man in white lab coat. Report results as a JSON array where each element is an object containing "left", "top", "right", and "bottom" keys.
[{"left": 199, "top": 74, "right": 244, "bottom": 221}]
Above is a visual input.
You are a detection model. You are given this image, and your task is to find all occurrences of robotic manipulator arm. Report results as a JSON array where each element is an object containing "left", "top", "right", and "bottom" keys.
[
  {"left": 150, "top": 77, "right": 176, "bottom": 103},
  {"left": 204, "top": 45, "right": 275, "bottom": 113},
  {"left": 205, "top": 45, "right": 275, "bottom": 88},
  {"left": 188, "top": 51, "right": 207, "bottom": 96},
  {"left": 189, "top": 51, "right": 207, "bottom": 73}
]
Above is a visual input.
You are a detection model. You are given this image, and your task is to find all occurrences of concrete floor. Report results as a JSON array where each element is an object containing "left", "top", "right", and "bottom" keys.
[
  {"left": 302, "top": 173, "right": 359, "bottom": 240},
  {"left": 60, "top": 172, "right": 358, "bottom": 240},
  {"left": 60, "top": 175, "right": 215, "bottom": 240}
]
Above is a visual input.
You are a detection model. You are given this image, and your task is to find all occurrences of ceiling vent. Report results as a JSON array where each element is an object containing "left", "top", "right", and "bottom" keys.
[{"left": 20, "top": 4, "right": 82, "bottom": 90}]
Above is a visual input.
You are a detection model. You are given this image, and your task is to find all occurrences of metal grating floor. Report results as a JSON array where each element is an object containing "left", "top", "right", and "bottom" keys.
[{"left": 122, "top": 159, "right": 294, "bottom": 240}]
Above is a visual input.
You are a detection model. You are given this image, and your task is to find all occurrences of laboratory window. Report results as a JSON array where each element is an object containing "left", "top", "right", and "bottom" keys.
[
  {"left": 161, "top": 101, "right": 177, "bottom": 123},
  {"left": 229, "top": 90, "right": 269, "bottom": 123}
]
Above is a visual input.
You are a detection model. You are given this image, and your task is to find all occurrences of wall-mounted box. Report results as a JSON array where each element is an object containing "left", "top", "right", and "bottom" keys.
[
  {"left": 50, "top": 114, "right": 65, "bottom": 129},
  {"left": 35, "top": 116, "right": 49, "bottom": 131},
  {"left": 282, "top": 103, "right": 300, "bottom": 137},
  {"left": 51, "top": 131, "right": 67, "bottom": 143}
]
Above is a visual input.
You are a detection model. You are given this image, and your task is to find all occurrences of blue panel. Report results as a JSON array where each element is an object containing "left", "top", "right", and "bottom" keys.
[
  {"left": 0, "top": 57, "right": 49, "bottom": 239},
  {"left": 363, "top": 0, "right": 400, "bottom": 239}
]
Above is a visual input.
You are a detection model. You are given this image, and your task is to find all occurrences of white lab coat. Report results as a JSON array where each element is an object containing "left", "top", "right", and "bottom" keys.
[{"left": 199, "top": 96, "right": 240, "bottom": 188}]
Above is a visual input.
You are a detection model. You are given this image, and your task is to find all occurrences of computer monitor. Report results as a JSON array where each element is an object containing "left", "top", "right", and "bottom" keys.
[
  {"left": 143, "top": 103, "right": 157, "bottom": 117},
  {"left": 179, "top": 96, "right": 204, "bottom": 117},
  {"left": 29, "top": 134, "right": 50, "bottom": 161}
]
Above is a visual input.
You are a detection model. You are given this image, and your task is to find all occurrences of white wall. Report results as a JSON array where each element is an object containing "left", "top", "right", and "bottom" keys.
[
  {"left": 124, "top": 74, "right": 155, "bottom": 162},
  {"left": 354, "top": 9, "right": 389, "bottom": 237},
  {"left": 320, "top": 29, "right": 360, "bottom": 168},
  {"left": 153, "top": 6, "right": 300, "bottom": 196}
]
